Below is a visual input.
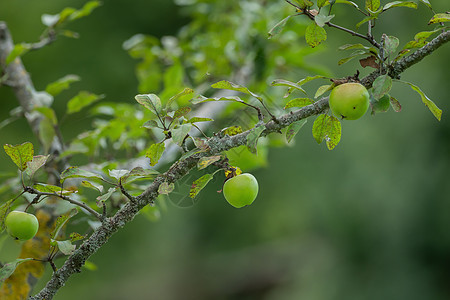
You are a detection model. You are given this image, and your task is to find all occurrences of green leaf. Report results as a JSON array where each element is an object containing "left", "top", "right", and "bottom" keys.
[
  {"left": 293, "top": 0, "right": 313, "bottom": 9},
  {"left": 173, "top": 107, "right": 191, "bottom": 119},
  {"left": 286, "top": 119, "right": 307, "bottom": 143},
  {"left": 6, "top": 43, "right": 31, "bottom": 65},
  {"left": 284, "top": 98, "right": 314, "bottom": 109},
  {"left": 25, "top": 155, "right": 49, "bottom": 178},
  {"left": 365, "top": 0, "right": 380, "bottom": 12},
  {"left": 4, "top": 142, "right": 34, "bottom": 171},
  {"left": 383, "top": 35, "right": 400, "bottom": 57},
  {"left": 418, "top": 0, "right": 432, "bottom": 9},
  {"left": 0, "top": 200, "right": 14, "bottom": 233},
  {"left": 370, "top": 94, "right": 391, "bottom": 114},
  {"left": 33, "top": 183, "right": 73, "bottom": 195},
  {"left": 198, "top": 155, "right": 222, "bottom": 170},
  {"left": 158, "top": 182, "right": 174, "bottom": 195},
  {"left": 398, "top": 80, "right": 442, "bottom": 121},
  {"left": 246, "top": 125, "right": 265, "bottom": 154},
  {"left": 356, "top": 15, "right": 377, "bottom": 29},
  {"left": 121, "top": 167, "right": 159, "bottom": 183},
  {"left": 67, "top": 91, "right": 104, "bottom": 114},
  {"left": 55, "top": 240, "right": 76, "bottom": 255},
  {"left": 171, "top": 124, "right": 192, "bottom": 146},
  {"left": 0, "top": 258, "right": 33, "bottom": 286},
  {"left": 428, "top": 13, "right": 450, "bottom": 25},
  {"left": 50, "top": 208, "right": 78, "bottom": 240},
  {"left": 403, "top": 29, "right": 441, "bottom": 50},
  {"left": 189, "top": 174, "right": 214, "bottom": 199},
  {"left": 325, "top": 116, "right": 342, "bottom": 150},
  {"left": 142, "top": 120, "right": 159, "bottom": 129},
  {"left": 271, "top": 79, "right": 307, "bottom": 95},
  {"left": 339, "top": 43, "right": 371, "bottom": 51},
  {"left": 145, "top": 143, "right": 165, "bottom": 166},
  {"left": 108, "top": 169, "right": 130, "bottom": 181},
  {"left": 382, "top": 1, "right": 417, "bottom": 11},
  {"left": 338, "top": 50, "right": 366, "bottom": 65},
  {"left": 96, "top": 187, "right": 117, "bottom": 206},
  {"left": 81, "top": 180, "right": 104, "bottom": 193},
  {"left": 45, "top": 75, "right": 80, "bottom": 96},
  {"left": 38, "top": 116, "right": 55, "bottom": 153},
  {"left": 179, "top": 148, "right": 202, "bottom": 161},
  {"left": 389, "top": 96, "right": 402, "bottom": 112},
  {"left": 312, "top": 114, "right": 329, "bottom": 144},
  {"left": 305, "top": 22, "right": 327, "bottom": 48},
  {"left": 135, "top": 94, "right": 163, "bottom": 115},
  {"left": 312, "top": 115, "right": 341, "bottom": 149},
  {"left": 372, "top": 74, "right": 392, "bottom": 99},
  {"left": 211, "top": 80, "right": 263, "bottom": 101},
  {"left": 275, "top": 76, "right": 326, "bottom": 98},
  {"left": 315, "top": 84, "right": 333, "bottom": 99},
  {"left": 191, "top": 95, "right": 243, "bottom": 105},
  {"left": 60, "top": 166, "right": 103, "bottom": 183},
  {"left": 69, "top": 1, "right": 102, "bottom": 22},
  {"left": 317, "top": 0, "right": 329, "bottom": 8},
  {"left": 268, "top": 15, "right": 292, "bottom": 39},
  {"left": 35, "top": 107, "right": 58, "bottom": 125},
  {"left": 315, "top": 13, "right": 335, "bottom": 27},
  {"left": 166, "top": 88, "right": 195, "bottom": 108},
  {"left": 187, "top": 117, "right": 214, "bottom": 123}
]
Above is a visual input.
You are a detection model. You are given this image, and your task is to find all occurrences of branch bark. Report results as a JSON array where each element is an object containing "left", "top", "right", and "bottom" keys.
[
  {"left": 0, "top": 22, "right": 64, "bottom": 156},
  {"left": 4, "top": 24, "right": 446, "bottom": 300}
]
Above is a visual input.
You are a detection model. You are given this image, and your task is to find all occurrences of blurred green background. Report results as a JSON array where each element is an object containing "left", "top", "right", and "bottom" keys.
[{"left": 1, "top": 0, "right": 450, "bottom": 299}]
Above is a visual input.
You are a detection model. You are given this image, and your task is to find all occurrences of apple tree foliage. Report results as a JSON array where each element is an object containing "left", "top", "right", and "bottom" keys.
[{"left": 0, "top": 0, "right": 448, "bottom": 299}]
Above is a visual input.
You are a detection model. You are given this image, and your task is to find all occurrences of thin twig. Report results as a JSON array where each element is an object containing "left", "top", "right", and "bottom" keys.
[
  {"left": 24, "top": 186, "right": 102, "bottom": 220},
  {"left": 325, "top": 21, "right": 381, "bottom": 49}
]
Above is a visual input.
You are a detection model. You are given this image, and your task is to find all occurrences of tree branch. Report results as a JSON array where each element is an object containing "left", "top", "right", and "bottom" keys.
[
  {"left": 0, "top": 22, "right": 44, "bottom": 137},
  {"left": 0, "top": 22, "right": 64, "bottom": 156},
  {"left": 24, "top": 186, "right": 103, "bottom": 221},
  {"left": 361, "top": 29, "right": 450, "bottom": 87},
  {"left": 28, "top": 25, "right": 450, "bottom": 300}
]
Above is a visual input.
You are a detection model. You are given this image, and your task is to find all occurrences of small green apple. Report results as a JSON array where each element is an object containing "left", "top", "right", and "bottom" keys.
[
  {"left": 329, "top": 82, "right": 370, "bottom": 120},
  {"left": 223, "top": 173, "right": 259, "bottom": 208},
  {"left": 5, "top": 211, "right": 39, "bottom": 241}
]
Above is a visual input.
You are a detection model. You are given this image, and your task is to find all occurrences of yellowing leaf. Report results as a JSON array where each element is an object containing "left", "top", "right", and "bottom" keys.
[
  {"left": 284, "top": 98, "right": 314, "bottom": 109},
  {"left": 146, "top": 143, "right": 165, "bottom": 166},
  {"left": 428, "top": 13, "right": 450, "bottom": 25},
  {"left": 189, "top": 174, "right": 214, "bottom": 199},
  {"left": 305, "top": 22, "right": 327, "bottom": 48},
  {"left": 198, "top": 155, "right": 222, "bottom": 170},
  {"left": 3, "top": 142, "right": 34, "bottom": 171}
]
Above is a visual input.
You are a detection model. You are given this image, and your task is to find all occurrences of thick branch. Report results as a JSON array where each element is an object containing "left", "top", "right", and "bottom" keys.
[
  {"left": 0, "top": 22, "right": 42, "bottom": 136},
  {"left": 0, "top": 22, "right": 64, "bottom": 156}
]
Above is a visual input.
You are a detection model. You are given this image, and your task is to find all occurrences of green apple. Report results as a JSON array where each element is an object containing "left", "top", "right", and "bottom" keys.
[
  {"left": 329, "top": 82, "right": 370, "bottom": 120},
  {"left": 5, "top": 211, "right": 39, "bottom": 241},
  {"left": 223, "top": 173, "right": 259, "bottom": 208}
]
